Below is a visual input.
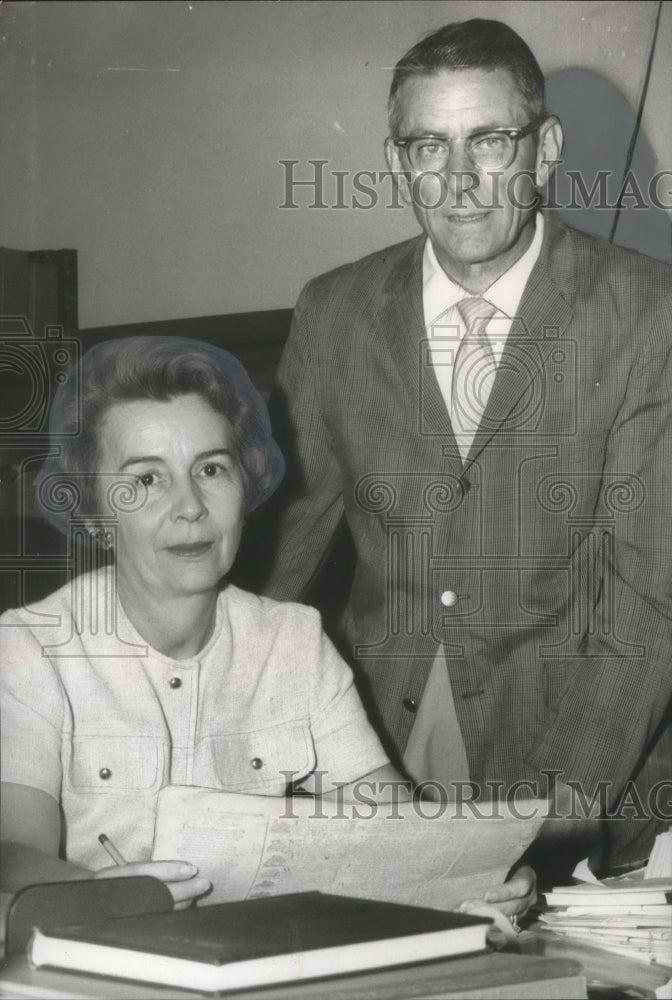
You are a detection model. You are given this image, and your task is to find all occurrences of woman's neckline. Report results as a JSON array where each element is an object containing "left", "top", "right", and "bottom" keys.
[{"left": 109, "top": 571, "right": 227, "bottom": 663}]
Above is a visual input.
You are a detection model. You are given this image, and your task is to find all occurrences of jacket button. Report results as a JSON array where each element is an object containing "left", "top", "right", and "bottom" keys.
[
  {"left": 440, "top": 590, "right": 458, "bottom": 607},
  {"left": 403, "top": 698, "right": 418, "bottom": 714},
  {"left": 99, "top": 767, "right": 112, "bottom": 780},
  {"left": 169, "top": 677, "right": 182, "bottom": 689},
  {"left": 251, "top": 757, "right": 263, "bottom": 769}
]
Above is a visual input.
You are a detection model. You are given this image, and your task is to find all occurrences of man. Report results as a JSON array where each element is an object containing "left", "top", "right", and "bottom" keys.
[{"left": 253, "top": 19, "right": 672, "bottom": 874}]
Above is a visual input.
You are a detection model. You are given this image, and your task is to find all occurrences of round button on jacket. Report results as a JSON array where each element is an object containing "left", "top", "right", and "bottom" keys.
[
  {"left": 403, "top": 698, "right": 418, "bottom": 714},
  {"left": 169, "top": 677, "right": 182, "bottom": 689},
  {"left": 251, "top": 757, "right": 263, "bottom": 769},
  {"left": 440, "top": 590, "right": 458, "bottom": 607},
  {"left": 99, "top": 768, "right": 112, "bottom": 780}
]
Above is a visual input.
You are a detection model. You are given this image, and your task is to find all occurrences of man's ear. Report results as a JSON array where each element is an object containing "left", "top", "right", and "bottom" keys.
[
  {"left": 535, "top": 116, "right": 564, "bottom": 188},
  {"left": 384, "top": 137, "right": 413, "bottom": 206}
]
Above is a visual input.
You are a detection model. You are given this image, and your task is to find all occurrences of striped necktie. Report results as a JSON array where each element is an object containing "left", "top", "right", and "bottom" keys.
[{"left": 450, "top": 297, "right": 497, "bottom": 460}]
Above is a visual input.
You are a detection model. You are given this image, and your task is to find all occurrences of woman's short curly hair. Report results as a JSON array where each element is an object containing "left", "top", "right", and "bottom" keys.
[{"left": 37, "top": 335, "right": 285, "bottom": 535}]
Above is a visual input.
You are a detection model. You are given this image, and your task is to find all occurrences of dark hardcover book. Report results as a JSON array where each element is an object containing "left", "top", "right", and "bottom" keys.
[{"left": 27, "top": 891, "right": 491, "bottom": 993}]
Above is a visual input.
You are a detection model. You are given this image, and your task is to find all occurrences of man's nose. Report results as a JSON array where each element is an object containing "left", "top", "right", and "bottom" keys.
[
  {"left": 170, "top": 477, "right": 207, "bottom": 521},
  {"left": 442, "top": 167, "right": 482, "bottom": 212},
  {"left": 446, "top": 145, "right": 480, "bottom": 191}
]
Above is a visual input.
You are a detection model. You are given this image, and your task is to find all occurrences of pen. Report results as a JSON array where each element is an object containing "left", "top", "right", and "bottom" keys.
[{"left": 98, "top": 833, "right": 127, "bottom": 866}]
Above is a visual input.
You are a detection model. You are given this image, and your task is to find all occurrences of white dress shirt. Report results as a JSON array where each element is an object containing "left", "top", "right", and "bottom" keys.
[
  {"left": 404, "top": 213, "right": 545, "bottom": 793},
  {"left": 423, "top": 213, "right": 545, "bottom": 415}
]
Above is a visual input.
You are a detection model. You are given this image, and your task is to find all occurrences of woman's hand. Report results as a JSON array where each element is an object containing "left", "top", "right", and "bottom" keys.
[
  {"left": 94, "top": 860, "right": 211, "bottom": 908},
  {"left": 460, "top": 864, "right": 537, "bottom": 920}
]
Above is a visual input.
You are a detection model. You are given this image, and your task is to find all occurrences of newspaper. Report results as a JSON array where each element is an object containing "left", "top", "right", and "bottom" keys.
[{"left": 152, "top": 785, "right": 547, "bottom": 910}]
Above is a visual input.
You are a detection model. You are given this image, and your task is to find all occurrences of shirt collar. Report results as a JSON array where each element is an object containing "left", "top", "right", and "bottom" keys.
[{"left": 423, "top": 213, "right": 544, "bottom": 326}]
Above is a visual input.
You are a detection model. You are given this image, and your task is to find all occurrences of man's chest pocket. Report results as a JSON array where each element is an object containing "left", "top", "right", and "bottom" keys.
[
  {"left": 64, "top": 736, "right": 168, "bottom": 794},
  {"left": 199, "top": 721, "right": 315, "bottom": 795}
]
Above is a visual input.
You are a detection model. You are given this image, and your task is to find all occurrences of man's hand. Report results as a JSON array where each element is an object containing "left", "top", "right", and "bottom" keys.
[
  {"left": 482, "top": 864, "right": 537, "bottom": 917},
  {"left": 94, "top": 860, "right": 211, "bottom": 908},
  {"left": 459, "top": 863, "right": 537, "bottom": 920}
]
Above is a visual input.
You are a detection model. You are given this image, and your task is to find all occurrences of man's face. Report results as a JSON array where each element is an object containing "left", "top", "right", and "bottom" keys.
[{"left": 385, "top": 68, "right": 558, "bottom": 286}]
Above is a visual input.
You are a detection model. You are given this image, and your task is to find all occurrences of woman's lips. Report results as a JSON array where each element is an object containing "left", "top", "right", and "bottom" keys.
[{"left": 164, "top": 542, "right": 214, "bottom": 558}]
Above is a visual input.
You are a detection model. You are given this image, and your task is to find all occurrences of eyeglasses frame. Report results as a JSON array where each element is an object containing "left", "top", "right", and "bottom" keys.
[{"left": 392, "top": 119, "right": 544, "bottom": 172}]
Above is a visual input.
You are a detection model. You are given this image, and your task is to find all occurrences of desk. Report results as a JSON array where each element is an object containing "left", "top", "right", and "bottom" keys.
[
  {"left": 0, "top": 950, "right": 586, "bottom": 1000},
  {"left": 0, "top": 914, "right": 669, "bottom": 999},
  {"left": 2, "top": 935, "right": 671, "bottom": 998}
]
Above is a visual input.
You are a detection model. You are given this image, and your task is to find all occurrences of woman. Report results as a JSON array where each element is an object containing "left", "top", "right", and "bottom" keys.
[{"left": 0, "top": 336, "right": 534, "bottom": 914}]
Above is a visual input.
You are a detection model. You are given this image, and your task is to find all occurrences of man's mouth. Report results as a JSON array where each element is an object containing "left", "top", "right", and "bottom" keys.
[{"left": 445, "top": 212, "right": 491, "bottom": 224}]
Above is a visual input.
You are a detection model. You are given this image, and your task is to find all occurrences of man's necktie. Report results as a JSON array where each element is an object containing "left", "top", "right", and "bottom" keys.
[{"left": 450, "top": 297, "right": 497, "bottom": 461}]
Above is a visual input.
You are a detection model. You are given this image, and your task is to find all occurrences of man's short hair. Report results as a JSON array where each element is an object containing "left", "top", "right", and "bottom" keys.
[{"left": 388, "top": 19, "right": 546, "bottom": 134}]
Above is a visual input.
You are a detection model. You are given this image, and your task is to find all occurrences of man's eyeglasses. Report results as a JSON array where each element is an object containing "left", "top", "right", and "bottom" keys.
[{"left": 392, "top": 120, "right": 542, "bottom": 173}]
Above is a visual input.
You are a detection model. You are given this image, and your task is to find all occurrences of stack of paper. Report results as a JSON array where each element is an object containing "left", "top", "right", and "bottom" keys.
[
  {"left": 541, "top": 832, "right": 672, "bottom": 966},
  {"left": 646, "top": 830, "right": 672, "bottom": 879}
]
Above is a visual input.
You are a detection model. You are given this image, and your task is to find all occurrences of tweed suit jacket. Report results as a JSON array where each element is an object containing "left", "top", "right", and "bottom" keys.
[{"left": 262, "top": 212, "right": 672, "bottom": 862}]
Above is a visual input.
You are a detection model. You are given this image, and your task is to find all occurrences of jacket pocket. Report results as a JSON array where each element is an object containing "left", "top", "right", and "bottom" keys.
[
  {"left": 64, "top": 736, "right": 167, "bottom": 793},
  {"left": 202, "top": 721, "right": 315, "bottom": 795}
]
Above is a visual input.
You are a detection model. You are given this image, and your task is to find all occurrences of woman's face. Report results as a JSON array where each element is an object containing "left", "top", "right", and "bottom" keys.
[{"left": 94, "top": 393, "right": 245, "bottom": 601}]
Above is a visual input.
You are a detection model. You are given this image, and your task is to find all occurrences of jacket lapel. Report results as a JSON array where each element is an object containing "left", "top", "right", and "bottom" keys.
[{"left": 374, "top": 238, "right": 463, "bottom": 466}]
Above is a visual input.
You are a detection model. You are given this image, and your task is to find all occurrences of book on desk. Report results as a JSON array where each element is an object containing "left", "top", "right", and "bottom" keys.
[
  {"left": 0, "top": 879, "right": 588, "bottom": 998},
  {"left": 26, "top": 890, "right": 492, "bottom": 993}
]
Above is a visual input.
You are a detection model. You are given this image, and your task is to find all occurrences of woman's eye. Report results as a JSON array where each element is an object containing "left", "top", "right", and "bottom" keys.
[
  {"left": 137, "top": 472, "right": 156, "bottom": 487},
  {"left": 199, "top": 463, "right": 225, "bottom": 479}
]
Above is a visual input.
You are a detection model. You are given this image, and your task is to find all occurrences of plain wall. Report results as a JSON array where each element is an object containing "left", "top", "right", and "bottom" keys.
[{"left": 1, "top": 0, "right": 670, "bottom": 328}]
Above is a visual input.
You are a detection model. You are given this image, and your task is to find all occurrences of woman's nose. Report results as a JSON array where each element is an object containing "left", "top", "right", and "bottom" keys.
[{"left": 170, "top": 478, "right": 207, "bottom": 521}]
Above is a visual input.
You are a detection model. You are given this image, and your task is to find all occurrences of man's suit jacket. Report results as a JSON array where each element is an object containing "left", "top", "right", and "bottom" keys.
[{"left": 260, "top": 212, "right": 672, "bottom": 865}]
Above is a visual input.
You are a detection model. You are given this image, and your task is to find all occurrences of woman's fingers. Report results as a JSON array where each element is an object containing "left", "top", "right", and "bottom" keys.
[
  {"left": 94, "top": 860, "right": 211, "bottom": 905},
  {"left": 95, "top": 859, "right": 195, "bottom": 882},
  {"left": 168, "top": 874, "right": 211, "bottom": 906}
]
